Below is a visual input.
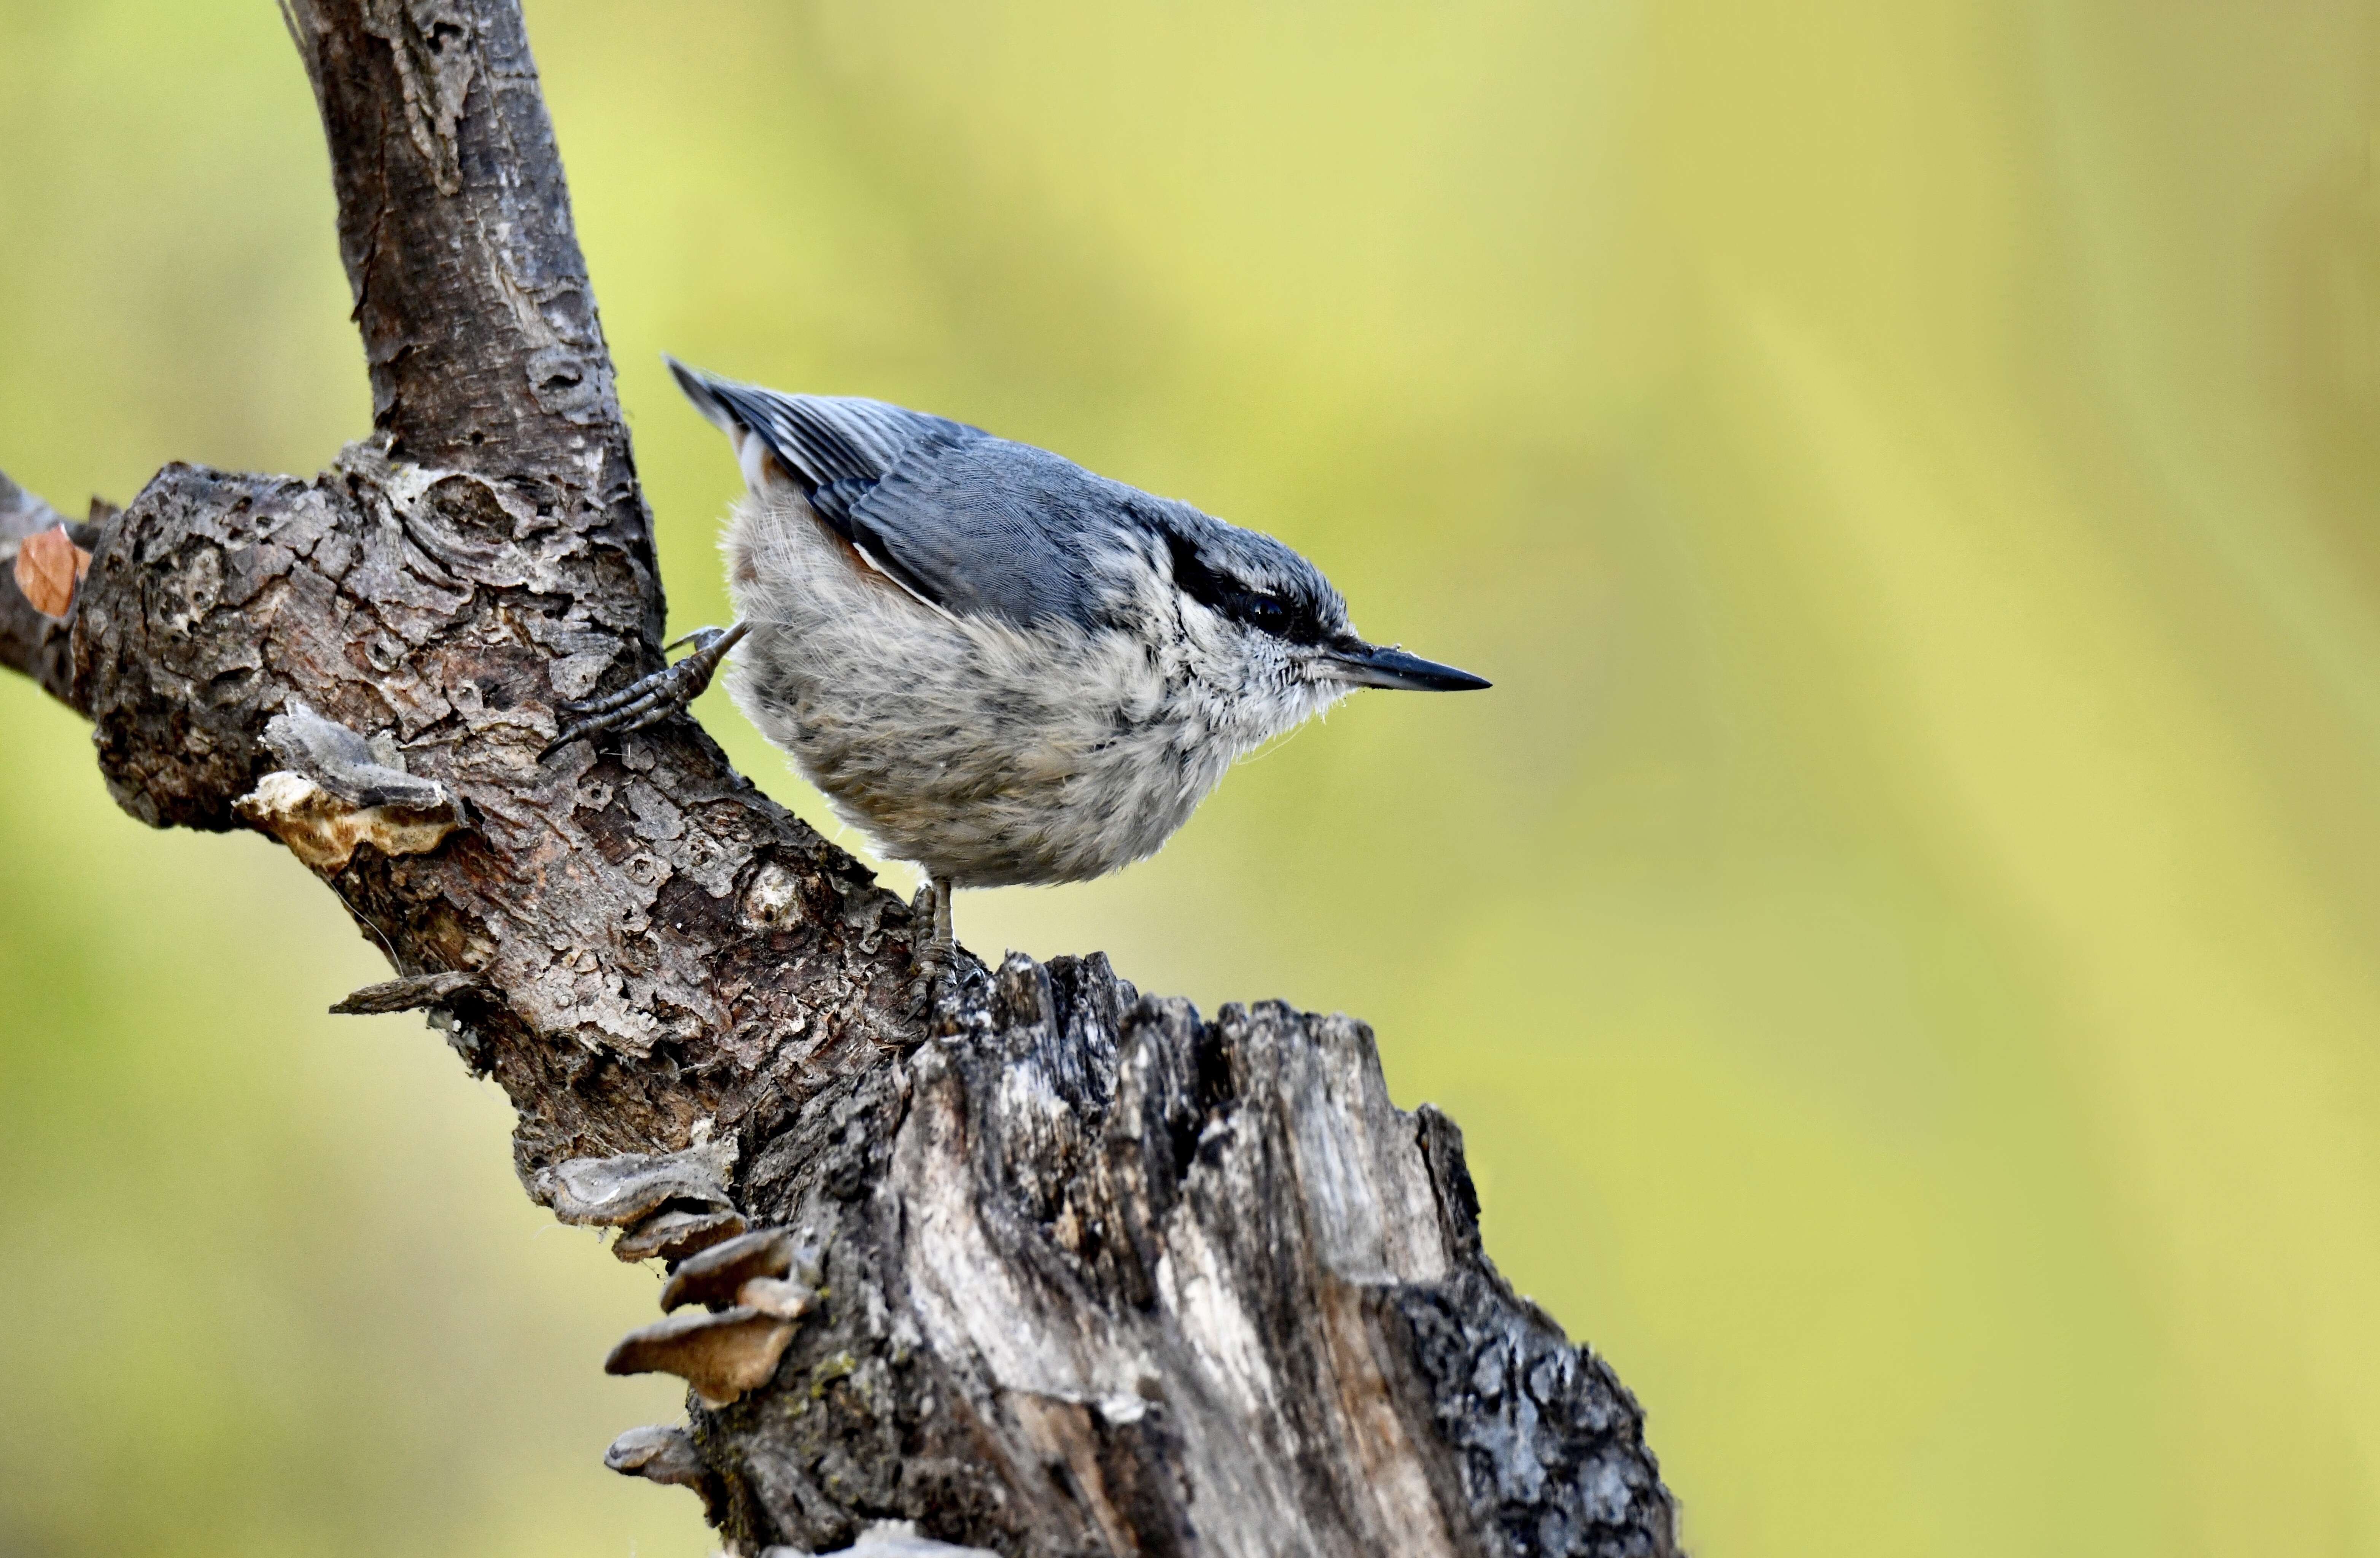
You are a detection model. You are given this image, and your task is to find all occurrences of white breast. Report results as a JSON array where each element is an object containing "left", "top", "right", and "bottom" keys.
[{"left": 720, "top": 492, "right": 1302, "bottom": 887}]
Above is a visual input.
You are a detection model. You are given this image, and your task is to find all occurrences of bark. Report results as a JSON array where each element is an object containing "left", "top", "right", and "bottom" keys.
[
  {"left": 0, "top": 470, "right": 98, "bottom": 706},
  {"left": 1, "top": 4, "right": 1679, "bottom": 1555}
]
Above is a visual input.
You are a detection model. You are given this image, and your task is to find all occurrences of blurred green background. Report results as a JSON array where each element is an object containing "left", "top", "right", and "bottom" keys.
[{"left": 3, "top": 2, "right": 2377, "bottom": 1554}]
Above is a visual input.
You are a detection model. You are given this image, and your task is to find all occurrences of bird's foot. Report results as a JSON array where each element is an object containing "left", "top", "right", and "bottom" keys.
[
  {"left": 541, "top": 622, "right": 749, "bottom": 760},
  {"left": 907, "top": 949, "right": 955, "bottom": 1033},
  {"left": 906, "top": 876, "right": 959, "bottom": 1035}
]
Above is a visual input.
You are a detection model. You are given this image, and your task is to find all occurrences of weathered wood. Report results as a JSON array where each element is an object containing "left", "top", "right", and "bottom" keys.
[
  {"left": 704, "top": 955, "right": 1672, "bottom": 1555},
  {"left": 4, "top": 4, "right": 1678, "bottom": 1553},
  {"left": 329, "top": 968, "right": 489, "bottom": 1014},
  {"left": 280, "top": 0, "right": 640, "bottom": 483}
]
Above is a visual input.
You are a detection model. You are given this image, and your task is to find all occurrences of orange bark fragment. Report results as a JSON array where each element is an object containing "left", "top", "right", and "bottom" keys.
[{"left": 11, "top": 525, "right": 89, "bottom": 618}]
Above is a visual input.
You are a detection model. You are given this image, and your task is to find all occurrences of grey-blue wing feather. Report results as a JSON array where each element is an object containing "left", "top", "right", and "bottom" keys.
[
  {"left": 837, "top": 440, "right": 1147, "bottom": 631},
  {"left": 673, "top": 362, "right": 1141, "bottom": 631},
  {"left": 696, "top": 377, "right": 979, "bottom": 493}
]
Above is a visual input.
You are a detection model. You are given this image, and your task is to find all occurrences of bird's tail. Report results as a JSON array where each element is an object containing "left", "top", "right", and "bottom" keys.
[
  {"left": 663, "top": 354, "right": 796, "bottom": 498},
  {"left": 663, "top": 355, "right": 741, "bottom": 436}
]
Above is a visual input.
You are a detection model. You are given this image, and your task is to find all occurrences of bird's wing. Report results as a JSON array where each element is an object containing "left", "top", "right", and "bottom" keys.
[
  {"left": 670, "top": 358, "right": 1122, "bottom": 631},
  {"left": 834, "top": 439, "right": 1134, "bottom": 631},
  {"left": 669, "top": 357, "right": 975, "bottom": 500}
]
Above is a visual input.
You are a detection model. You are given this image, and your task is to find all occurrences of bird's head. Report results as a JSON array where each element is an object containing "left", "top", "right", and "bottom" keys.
[{"left": 1155, "top": 510, "right": 1488, "bottom": 745}]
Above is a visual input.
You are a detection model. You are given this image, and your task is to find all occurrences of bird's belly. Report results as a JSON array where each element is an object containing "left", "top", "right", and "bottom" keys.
[{"left": 725, "top": 616, "right": 1215, "bottom": 889}]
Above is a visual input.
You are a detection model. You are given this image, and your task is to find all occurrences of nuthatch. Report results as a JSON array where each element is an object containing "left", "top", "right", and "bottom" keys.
[{"left": 547, "top": 359, "right": 1488, "bottom": 984}]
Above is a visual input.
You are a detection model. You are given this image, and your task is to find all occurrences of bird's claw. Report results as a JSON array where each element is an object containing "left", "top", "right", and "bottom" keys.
[
  {"left": 905, "top": 877, "right": 960, "bottom": 1035},
  {"left": 540, "top": 623, "right": 747, "bottom": 761},
  {"left": 907, "top": 948, "right": 955, "bottom": 1032}
]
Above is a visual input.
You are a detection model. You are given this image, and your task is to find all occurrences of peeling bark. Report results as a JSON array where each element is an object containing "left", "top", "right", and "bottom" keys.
[
  {"left": 688, "top": 958, "right": 1672, "bottom": 1556},
  {"left": 4, "top": 3, "right": 1678, "bottom": 1554}
]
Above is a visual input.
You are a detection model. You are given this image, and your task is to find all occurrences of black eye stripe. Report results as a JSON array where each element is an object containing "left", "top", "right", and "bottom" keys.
[
  {"left": 1164, "top": 530, "right": 1233, "bottom": 613},
  {"left": 1165, "top": 532, "right": 1323, "bottom": 643}
]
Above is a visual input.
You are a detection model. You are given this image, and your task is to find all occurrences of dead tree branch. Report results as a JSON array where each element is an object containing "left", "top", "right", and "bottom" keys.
[
  {"left": 3, "top": 3, "right": 1677, "bottom": 1553},
  {"left": 1, "top": 470, "right": 97, "bottom": 706}
]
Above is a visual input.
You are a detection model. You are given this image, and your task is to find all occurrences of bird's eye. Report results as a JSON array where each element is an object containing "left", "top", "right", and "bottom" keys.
[
  {"left": 1162, "top": 530, "right": 1318, "bottom": 641},
  {"left": 1236, "top": 594, "right": 1289, "bottom": 633}
]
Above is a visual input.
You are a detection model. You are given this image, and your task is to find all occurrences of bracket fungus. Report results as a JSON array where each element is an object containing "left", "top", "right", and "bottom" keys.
[
  {"left": 608, "top": 1221, "right": 815, "bottom": 1406},
  {"left": 234, "top": 702, "right": 465, "bottom": 873},
  {"left": 605, "top": 1423, "right": 708, "bottom": 1487},
  {"left": 605, "top": 1304, "right": 801, "bottom": 1408},
  {"left": 659, "top": 1227, "right": 802, "bottom": 1312},
  {"left": 614, "top": 1206, "right": 748, "bottom": 1264},
  {"left": 535, "top": 1139, "right": 738, "bottom": 1227},
  {"left": 733, "top": 1275, "right": 814, "bottom": 1322},
  {"left": 531, "top": 1138, "right": 750, "bottom": 1264},
  {"left": 603, "top": 1423, "right": 724, "bottom": 1524}
]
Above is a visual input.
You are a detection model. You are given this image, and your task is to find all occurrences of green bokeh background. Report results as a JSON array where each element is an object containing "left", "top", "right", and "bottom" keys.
[{"left": 5, "top": 3, "right": 2378, "bottom": 1554}]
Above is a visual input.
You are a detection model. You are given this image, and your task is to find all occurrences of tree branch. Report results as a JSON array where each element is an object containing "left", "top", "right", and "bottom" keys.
[
  {"left": 1, "top": 467, "right": 71, "bottom": 540},
  {"left": 13, "top": 5, "right": 1678, "bottom": 1553},
  {"left": 2, "top": 467, "right": 97, "bottom": 709},
  {"left": 282, "top": 0, "right": 635, "bottom": 474}
]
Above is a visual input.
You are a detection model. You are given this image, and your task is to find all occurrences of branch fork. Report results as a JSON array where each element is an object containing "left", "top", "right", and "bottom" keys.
[{"left": 2, "top": 2, "right": 1677, "bottom": 1552}]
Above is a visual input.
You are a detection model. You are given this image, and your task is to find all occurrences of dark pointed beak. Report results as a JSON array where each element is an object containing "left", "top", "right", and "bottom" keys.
[{"left": 1324, "top": 641, "right": 1491, "bottom": 692}]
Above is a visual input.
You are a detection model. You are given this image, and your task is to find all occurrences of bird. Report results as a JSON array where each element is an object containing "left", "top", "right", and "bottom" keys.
[{"left": 546, "top": 358, "right": 1489, "bottom": 994}]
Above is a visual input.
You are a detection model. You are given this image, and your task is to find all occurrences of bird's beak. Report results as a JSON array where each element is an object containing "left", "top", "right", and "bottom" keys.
[{"left": 1323, "top": 641, "right": 1491, "bottom": 692}]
